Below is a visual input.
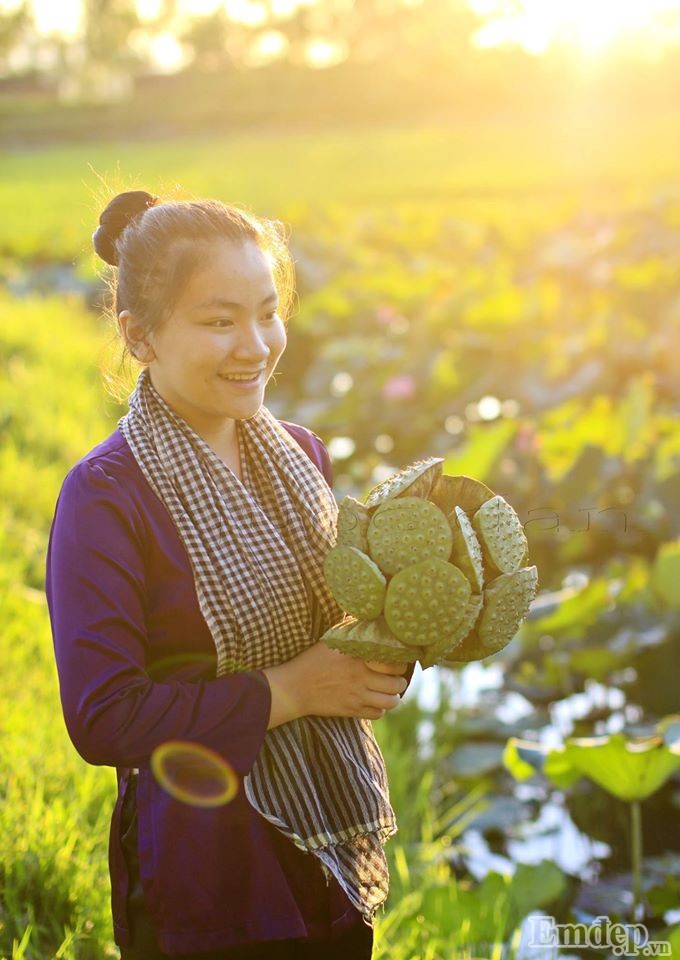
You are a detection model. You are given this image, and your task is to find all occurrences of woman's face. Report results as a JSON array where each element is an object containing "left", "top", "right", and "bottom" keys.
[{"left": 140, "top": 238, "right": 287, "bottom": 445}]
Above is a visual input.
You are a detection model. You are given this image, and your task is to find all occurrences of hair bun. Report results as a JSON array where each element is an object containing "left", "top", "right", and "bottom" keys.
[{"left": 93, "top": 190, "right": 159, "bottom": 266}]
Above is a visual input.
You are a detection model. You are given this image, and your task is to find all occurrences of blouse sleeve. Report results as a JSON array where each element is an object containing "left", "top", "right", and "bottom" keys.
[
  {"left": 310, "top": 431, "right": 333, "bottom": 488},
  {"left": 310, "top": 430, "right": 416, "bottom": 699},
  {"left": 45, "top": 460, "right": 272, "bottom": 774}
]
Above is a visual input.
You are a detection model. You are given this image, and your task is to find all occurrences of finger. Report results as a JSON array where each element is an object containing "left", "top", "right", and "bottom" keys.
[
  {"left": 365, "top": 675, "right": 408, "bottom": 696},
  {"left": 365, "top": 660, "right": 409, "bottom": 675},
  {"left": 364, "top": 691, "right": 401, "bottom": 711}
]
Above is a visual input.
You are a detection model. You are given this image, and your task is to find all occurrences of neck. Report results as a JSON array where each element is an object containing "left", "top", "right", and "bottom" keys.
[
  {"left": 203, "top": 420, "right": 238, "bottom": 450},
  {"left": 199, "top": 424, "right": 242, "bottom": 470}
]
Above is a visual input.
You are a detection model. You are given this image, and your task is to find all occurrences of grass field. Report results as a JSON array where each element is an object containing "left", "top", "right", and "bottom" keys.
[{"left": 3, "top": 111, "right": 680, "bottom": 271}]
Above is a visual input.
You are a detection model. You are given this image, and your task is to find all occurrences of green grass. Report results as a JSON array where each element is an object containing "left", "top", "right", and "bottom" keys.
[
  {"left": 3, "top": 111, "right": 679, "bottom": 272},
  {"left": 0, "top": 291, "right": 121, "bottom": 957}
]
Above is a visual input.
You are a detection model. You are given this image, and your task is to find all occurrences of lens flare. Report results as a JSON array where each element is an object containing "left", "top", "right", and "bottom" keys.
[{"left": 151, "top": 740, "right": 239, "bottom": 807}]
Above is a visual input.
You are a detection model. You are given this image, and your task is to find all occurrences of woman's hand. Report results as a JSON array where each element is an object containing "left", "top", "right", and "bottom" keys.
[
  {"left": 299, "top": 643, "right": 410, "bottom": 720},
  {"left": 262, "top": 642, "right": 410, "bottom": 729}
]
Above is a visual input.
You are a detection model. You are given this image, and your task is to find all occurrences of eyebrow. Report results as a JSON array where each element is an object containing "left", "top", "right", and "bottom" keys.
[{"left": 194, "top": 292, "right": 279, "bottom": 311}]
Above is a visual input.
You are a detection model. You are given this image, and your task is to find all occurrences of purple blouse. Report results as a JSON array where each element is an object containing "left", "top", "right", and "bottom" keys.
[{"left": 45, "top": 421, "right": 414, "bottom": 955}]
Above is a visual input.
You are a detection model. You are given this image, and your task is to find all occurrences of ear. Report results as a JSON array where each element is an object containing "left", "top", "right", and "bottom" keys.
[{"left": 118, "top": 309, "right": 156, "bottom": 363}]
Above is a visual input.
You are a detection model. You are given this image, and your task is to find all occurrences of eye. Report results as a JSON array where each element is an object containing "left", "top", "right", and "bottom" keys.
[
  {"left": 208, "top": 318, "right": 234, "bottom": 327},
  {"left": 262, "top": 311, "right": 278, "bottom": 322}
]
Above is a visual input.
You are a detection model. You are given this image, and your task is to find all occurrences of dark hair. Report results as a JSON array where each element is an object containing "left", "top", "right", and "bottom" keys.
[{"left": 93, "top": 190, "right": 295, "bottom": 401}]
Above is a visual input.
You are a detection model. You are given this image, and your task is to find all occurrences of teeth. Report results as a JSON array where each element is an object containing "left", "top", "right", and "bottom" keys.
[{"left": 223, "top": 373, "right": 259, "bottom": 381}]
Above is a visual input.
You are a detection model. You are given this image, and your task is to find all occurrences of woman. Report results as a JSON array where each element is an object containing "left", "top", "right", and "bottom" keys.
[{"left": 45, "top": 191, "right": 414, "bottom": 959}]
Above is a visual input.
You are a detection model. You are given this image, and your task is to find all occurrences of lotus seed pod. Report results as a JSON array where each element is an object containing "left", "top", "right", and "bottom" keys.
[
  {"left": 471, "top": 495, "right": 528, "bottom": 577},
  {"left": 384, "top": 557, "right": 472, "bottom": 647},
  {"left": 323, "top": 545, "right": 386, "bottom": 620},
  {"left": 336, "top": 495, "right": 370, "bottom": 552},
  {"left": 367, "top": 496, "right": 453, "bottom": 576},
  {"left": 364, "top": 457, "right": 443, "bottom": 511},
  {"left": 444, "top": 565, "right": 538, "bottom": 662},
  {"left": 420, "top": 593, "right": 484, "bottom": 668},
  {"left": 449, "top": 506, "right": 485, "bottom": 593},
  {"left": 429, "top": 474, "right": 495, "bottom": 518},
  {"left": 321, "top": 615, "right": 418, "bottom": 663}
]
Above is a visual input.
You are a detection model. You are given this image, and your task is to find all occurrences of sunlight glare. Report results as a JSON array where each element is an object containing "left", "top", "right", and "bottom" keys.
[
  {"left": 178, "top": 0, "right": 222, "bottom": 14},
  {"left": 304, "top": 36, "right": 348, "bottom": 67},
  {"left": 148, "top": 32, "right": 191, "bottom": 72},
  {"left": 470, "top": 0, "right": 680, "bottom": 56},
  {"left": 270, "top": 0, "right": 299, "bottom": 17},
  {"left": 180, "top": 0, "right": 307, "bottom": 20},
  {"left": 224, "top": 0, "right": 268, "bottom": 27},
  {"left": 137, "top": 0, "right": 163, "bottom": 20},
  {"left": 30, "top": 0, "right": 82, "bottom": 39},
  {"left": 17, "top": 0, "right": 680, "bottom": 57},
  {"left": 244, "top": 29, "right": 289, "bottom": 65}
]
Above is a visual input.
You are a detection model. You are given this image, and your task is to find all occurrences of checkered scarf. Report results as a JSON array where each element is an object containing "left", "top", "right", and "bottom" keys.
[{"left": 118, "top": 367, "right": 397, "bottom": 923}]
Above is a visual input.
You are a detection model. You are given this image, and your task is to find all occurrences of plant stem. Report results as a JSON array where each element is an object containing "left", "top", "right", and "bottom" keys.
[{"left": 630, "top": 800, "right": 642, "bottom": 921}]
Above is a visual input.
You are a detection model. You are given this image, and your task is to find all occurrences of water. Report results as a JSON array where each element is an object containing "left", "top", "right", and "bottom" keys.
[
  {"left": 410, "top": 659, "right": 506, "bottom": 713},
  {"left": 506, "top": 798, "right": 611, "bottom": 876},
  {"left": 410, "top": 661, "right": 632, "bottom": 743},
  {"left": 410, "top": 661, "right": 622, "bottom": 878}
]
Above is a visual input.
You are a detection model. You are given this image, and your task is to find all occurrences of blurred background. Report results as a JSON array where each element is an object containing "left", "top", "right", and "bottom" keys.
[{"left": 1, "top": 1, "right": 679, "bottom": 957}]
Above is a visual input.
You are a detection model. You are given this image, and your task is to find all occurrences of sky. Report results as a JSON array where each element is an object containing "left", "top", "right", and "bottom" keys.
[{"left": 2, "top": 0, "right": 680, "bottom": 67}]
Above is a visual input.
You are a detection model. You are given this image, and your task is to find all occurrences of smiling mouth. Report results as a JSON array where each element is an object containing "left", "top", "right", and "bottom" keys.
[{"left": 219, "top": 372, "right": 263, "bottom": 382}]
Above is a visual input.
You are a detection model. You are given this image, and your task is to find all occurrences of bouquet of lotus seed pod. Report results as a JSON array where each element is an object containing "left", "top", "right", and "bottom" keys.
[{"left": 320, "top": 457, "right": 538, "bottom": 670}]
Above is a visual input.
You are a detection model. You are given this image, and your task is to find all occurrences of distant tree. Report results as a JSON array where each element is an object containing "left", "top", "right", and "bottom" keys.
[
  {"left": 57, "top": 0, "right": 143, "bottom": 100},
  {"left": 264, "top": 0, "right": 480, "bottom": 67},
  {"left": 178, "top": 9, "right": 237, "bottom": 72},
  {"left": 81, "top": 0, "right": 142, "bottom": 69},
  {"left": 0, "top": 0, "right": 482, "bottom": 81},
  {"left": 0, "top": 2, "right": 32, "bottom": 70}
]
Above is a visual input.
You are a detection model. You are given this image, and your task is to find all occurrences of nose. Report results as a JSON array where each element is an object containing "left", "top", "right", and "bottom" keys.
[{"left": 231, "top": 320, "right": 271, "bottom": 363}]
